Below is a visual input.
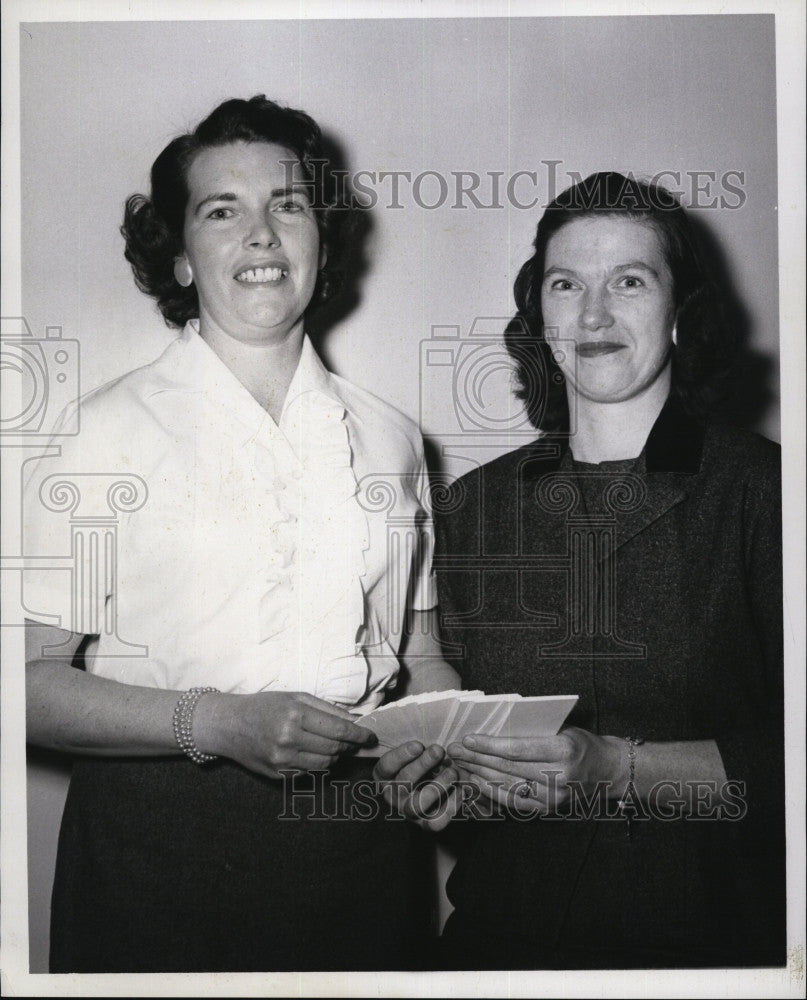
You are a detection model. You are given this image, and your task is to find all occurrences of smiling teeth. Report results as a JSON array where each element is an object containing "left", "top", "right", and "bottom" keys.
[{"left": 236, "top": 267, "right": 286, "bottom": 283}]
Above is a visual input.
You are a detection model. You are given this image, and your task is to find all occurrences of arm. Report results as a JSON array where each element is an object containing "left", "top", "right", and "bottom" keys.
[
  {"left": 395, "top": 608, "right": 461, "bottom": 696},
  {"left": 26, "top": 620, "right": 375, "bottom": 779}
]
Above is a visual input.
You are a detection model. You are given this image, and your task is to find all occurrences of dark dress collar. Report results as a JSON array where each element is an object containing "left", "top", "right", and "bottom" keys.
[
  {"left": 521, "top": 394, "right": 706, "bottom": 479},
  {"left": 643, "top": 393, "right": 706, "bottom": 474}
]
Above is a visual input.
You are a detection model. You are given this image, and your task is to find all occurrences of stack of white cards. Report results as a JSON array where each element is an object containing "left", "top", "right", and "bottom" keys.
[{"left": 353, "top": 690, "right": 578, "bottom": 757}]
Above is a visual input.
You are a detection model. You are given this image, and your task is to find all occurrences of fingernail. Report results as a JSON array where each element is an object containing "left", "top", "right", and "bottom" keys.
[
  {"left": 407, "top": 741, "right": 423, "bottom": 754},
  {"left": 463, "top": 736, "right": 477, "bottom": 748}
]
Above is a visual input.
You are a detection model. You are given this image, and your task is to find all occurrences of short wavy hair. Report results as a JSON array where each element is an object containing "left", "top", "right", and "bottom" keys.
[
  {"left": 122, "top": 95, "right": 349, "bottom": 328},
  {"left": 506, "top": 171, "right": 738, "bottom": 433}
]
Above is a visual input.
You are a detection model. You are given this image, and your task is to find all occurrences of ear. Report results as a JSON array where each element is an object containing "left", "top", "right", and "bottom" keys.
[{"left": 174, "top": 257, "right": 194, "bottom": 288}]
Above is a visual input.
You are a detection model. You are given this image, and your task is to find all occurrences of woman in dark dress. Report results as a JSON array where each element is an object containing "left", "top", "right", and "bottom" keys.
[{"left": 430, "top": 172, "right": 784, "bottom": 969}]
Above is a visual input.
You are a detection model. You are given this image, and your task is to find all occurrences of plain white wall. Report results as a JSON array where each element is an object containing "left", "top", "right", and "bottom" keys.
[{"left": 19, "top": 14, "right": 779, "bottom": 972}]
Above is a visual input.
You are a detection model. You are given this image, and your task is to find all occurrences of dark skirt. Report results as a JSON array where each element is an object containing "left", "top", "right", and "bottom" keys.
[
  {"left": 50, "top": 756, "right": 433, "bottom": 973},
  {"left": 436, "top": 812, "right": 787, "bottom": 970}
]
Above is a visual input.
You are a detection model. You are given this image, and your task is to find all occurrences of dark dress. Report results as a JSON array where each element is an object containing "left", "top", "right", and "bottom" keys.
[
  {"left": 433, "top": 397, "right": 785, "bottom": 969},
  {"left": 49, "top": 756, "right": 432, "bottom": 972}
]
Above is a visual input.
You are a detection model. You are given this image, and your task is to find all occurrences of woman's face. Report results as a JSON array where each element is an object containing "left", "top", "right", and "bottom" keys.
[
  {"left": 540, "top": 215, "right": 677, "bottom": 405},
  {"left": 181, "top": 140, "right": 321, "bottom": 346}
]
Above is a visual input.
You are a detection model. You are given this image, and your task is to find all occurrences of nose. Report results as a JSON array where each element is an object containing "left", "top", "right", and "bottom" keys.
[
  {"left": 245, "top": 211, "right": 279, "bottom": 248},
  {"left": 579, "top": 288, "right": 614, "bottom": 332}
]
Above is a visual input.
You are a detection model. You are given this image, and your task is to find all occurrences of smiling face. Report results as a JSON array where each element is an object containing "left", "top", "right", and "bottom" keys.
[
  {"left": 180, "top": 140, "right": 321, "bottom": 347},
  {"left": 540, "top": 215, "right": 677, "bottom": 405}
]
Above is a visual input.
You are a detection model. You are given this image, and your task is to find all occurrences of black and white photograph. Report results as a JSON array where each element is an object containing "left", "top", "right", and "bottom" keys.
[{"left": 1, "top": 1, "right": 804, "bottom": 995}]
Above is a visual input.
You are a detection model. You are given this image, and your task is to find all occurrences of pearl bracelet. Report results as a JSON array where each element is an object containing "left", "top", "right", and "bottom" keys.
[{"left": 172, "top": 687, "right": 220, "bottom": 764}]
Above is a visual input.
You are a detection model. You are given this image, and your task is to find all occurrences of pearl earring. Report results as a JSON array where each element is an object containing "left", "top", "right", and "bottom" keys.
[
  {"left": 174, "top": 258, "right": 194, "bottom": 288},
  {"left": 672, "top": 324, "right": 678, "bottom": 347}
]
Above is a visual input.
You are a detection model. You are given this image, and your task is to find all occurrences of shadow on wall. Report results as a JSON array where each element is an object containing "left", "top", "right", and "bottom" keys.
[
  {"left": 688, "top": 212, "right": 777, "bottom": 432},
  {"left": 306, "top": 130, "right": 375, "bottom": 368}
]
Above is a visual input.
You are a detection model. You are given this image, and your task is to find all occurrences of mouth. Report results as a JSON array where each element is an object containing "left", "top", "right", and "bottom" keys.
[
  {"left": 234, "top": 265, "right": 288, "bottom": 284},
  {"left": 576, "top": 342, "right": 625, "bottom": 358}
]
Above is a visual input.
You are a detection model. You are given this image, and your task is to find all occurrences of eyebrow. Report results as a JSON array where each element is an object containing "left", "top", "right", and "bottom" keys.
[
  {"left": 192, "top": 185, "right": 312, "bottom": 216},
  {"left": 543, "top": 261, "right": 660, "bottom": 280},
  {"left": 613, "top": 261, "right": 660, "bottom": 278}
]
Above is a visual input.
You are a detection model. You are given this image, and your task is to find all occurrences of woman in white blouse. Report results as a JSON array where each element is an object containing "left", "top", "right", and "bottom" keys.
[{"left": 24, "top": 95, "right": 458, "bottom": 972}]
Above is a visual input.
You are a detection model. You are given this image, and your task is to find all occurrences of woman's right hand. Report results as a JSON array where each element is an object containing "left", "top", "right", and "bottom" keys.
[
  {"left": 195, "top": 691, "right": 376, "bottom": 780},
  {"left": 373, "top": 743, "right": 460, "bottom": 832}
]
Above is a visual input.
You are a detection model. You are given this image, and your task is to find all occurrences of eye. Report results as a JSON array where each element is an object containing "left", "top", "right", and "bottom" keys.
[
  {"left": 549, "top": 278, "right": 577, "bottom": 291},
  {"left": 274, "top": 197, "right": 310, "bottom": 214},
  {"left": 616, "top": 275, "right": 645, "bottom": 289},
  {"left": 206, "top": 207, "right": 234, "bottom": 220}
]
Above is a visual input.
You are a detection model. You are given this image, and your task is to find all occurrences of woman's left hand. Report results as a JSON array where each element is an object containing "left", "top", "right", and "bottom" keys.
[{"left": 447, "top": 726, "right": 626, "bottom": 814}]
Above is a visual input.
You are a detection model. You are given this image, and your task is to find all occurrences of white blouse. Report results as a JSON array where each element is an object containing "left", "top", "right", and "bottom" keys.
[{"left": 23, "top": 322, "right": 435, "bottom": 711}]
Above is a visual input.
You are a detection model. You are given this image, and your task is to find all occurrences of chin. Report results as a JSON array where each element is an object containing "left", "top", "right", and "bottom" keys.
[{"left": 572, "top": 382, "right": 631, "bottom": 404}]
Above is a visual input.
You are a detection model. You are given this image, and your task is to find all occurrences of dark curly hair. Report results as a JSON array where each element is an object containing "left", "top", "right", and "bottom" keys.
[
  {"left": 506, "top": 171, "right": 738, "bottom": 433},
  {"left": 121, "top": 95, "right": 349, "bottom": 328}
]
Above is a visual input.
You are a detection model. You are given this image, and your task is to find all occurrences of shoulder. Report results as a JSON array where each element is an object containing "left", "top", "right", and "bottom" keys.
[
  {"left": 331, "top": 372, "right": 421, "bottom": 440},
  {"left": 701, "top": 422, "right": 781, "bottom": 488},
  {"left": 435, "top": 436, "right": 559, "bottom": 544},
  {"left": 330, "top": 372, "right": 426, "bottom": 463},
  {"left": 451, "top": 436, "right": 562, "bottom": 498},
  {"left": 69, "top": 338, "right": 183, "bottom": 423},
  {"left": 42, "top": 339, "right": 185, "bottom": 469}
]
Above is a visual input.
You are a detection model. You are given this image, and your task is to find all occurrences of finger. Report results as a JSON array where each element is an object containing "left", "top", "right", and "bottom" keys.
[
  {"left": 451, "top": 759, "right": 557, "bottom": 806},
  {"left": 448, "top": 743, "right": 556, "bottom": 780},
  {"left": 452, "top": 759, "right": 522, "bottom": 791},
  {"left": 384, "top": 744, "right": 446, "bottom": 788},
  {"left": 276, "top": 751, "right": 339, "bottom": 772},
  {"left": 408, "top": 768, "right": 460, "bottom": 821},
  {"left": 294, "top": 692, "right": 357, "bottom": 720},
  {"left": 458, "top": 734, "right": 564, "bottom": 761},
  {"left": 418, "top": 786, "right": 461, "bottom": 833},
  {"left": 293, "top": 730, "right": 355, "bottom": 757},
  {"left": 457, "top": 769, "right": 542, "bottom": 816},
  {"left": 301, "top": 706, "right": 376, "bottom": 745},
  {"left": 375, "top": 747, "right": 449, "bottom": 818},
  {"left": 373, "top": 742, "right": 425, "bottom": 780}
]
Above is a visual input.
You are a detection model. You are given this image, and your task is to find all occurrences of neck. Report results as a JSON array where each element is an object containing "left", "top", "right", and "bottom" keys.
[
  {"left": 567, "top": 371, "right": 670, "bottom": 464},
  {"left": 198, "top": 322, "right": 305, "bottom": 423}
]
